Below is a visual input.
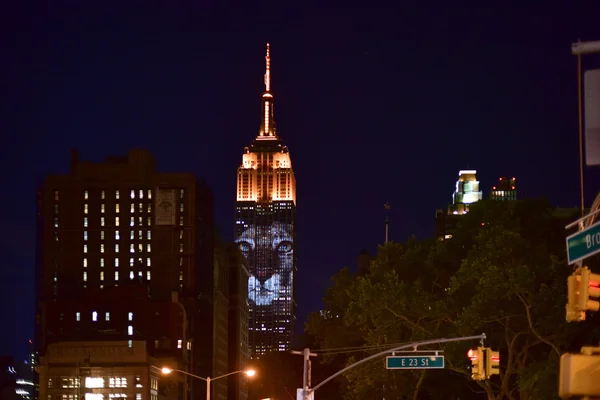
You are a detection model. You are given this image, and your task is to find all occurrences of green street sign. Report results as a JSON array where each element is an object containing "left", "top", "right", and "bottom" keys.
[
  {"left": 566, "top": 222, "right": 600, "bottom": 265},
  {"left": 386, "top": 356, "right": 445, "bottom": 370}
]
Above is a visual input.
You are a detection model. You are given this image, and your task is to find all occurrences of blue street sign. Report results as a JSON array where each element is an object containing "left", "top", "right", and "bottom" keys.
[
  {"left": 566, "top": 222, "right": 600, "bottom": 265},
  {"left": 386, "top": 356, "right": 445, "bottom": 370}
]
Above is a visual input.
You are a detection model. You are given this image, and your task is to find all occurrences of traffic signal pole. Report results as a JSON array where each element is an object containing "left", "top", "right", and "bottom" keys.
[{"left": 296, "top": 333, "right": 486, "bottom": 399}]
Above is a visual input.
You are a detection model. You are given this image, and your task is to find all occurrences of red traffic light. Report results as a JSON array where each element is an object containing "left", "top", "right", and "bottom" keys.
[{"left": 467, "top": 349, "right": 478, "bottom": 360}]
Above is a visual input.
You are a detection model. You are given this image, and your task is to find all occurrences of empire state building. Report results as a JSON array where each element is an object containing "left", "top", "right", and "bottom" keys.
[{"left": 234, "top": 44, "right": 297, "bottom": 358}]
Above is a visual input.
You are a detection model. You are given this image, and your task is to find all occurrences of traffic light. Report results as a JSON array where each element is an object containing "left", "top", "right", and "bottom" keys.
[
  {"left": 485, "top": 349, "right": 500, "bottom": 378},
  {"left": 566, "top": 267, "right": 600, "bottom": 322},
  {"left": 467, "top": 347, "right": 484, "bottom": 381},
  {"left": 578, "top": 267, "right": 600, "bottom": 313}
]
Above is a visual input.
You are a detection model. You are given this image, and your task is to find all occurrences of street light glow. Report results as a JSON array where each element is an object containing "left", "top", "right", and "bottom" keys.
[
  {"left": 161, "top": 367, "right": 173, "bottom": 374},
  {"left": 245, "top": 369, "right": 256, "bottom": 377}
]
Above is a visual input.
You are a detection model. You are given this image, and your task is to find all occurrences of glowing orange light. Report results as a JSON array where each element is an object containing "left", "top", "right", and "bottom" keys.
[
  {"left": 499, "top": 177, "right": 503, "bottom": 181},
  {"left": 467, "top": 349, "right": 478, "bottom": 360}
]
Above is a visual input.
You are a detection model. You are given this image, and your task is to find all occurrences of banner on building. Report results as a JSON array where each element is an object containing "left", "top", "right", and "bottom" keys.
[{"left": 155, "top": 188, "right": 176, "bottom": 225}]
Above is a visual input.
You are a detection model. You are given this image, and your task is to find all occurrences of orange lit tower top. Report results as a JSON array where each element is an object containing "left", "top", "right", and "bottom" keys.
[{"left": 237, "top": 43, "right": 296, "bottom": 205}]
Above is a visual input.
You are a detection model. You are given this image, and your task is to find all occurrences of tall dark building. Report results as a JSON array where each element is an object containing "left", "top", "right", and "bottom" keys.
[
  {"left": 225, "top": 244, "right": 250, "bottom": 400},
  {"left": 489, "top": 177, "right": 517, "bottom": 201},
  {"left": 34, "top": 149, "right": 218, "bottom": 400},
  {"left": 234, "top": 44, "right": 297, "bottom": 358}
]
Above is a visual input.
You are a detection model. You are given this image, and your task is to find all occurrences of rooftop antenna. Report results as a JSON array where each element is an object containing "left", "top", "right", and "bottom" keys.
[{"left": 384, "top": 201, "right": 391, "bottom": 244}]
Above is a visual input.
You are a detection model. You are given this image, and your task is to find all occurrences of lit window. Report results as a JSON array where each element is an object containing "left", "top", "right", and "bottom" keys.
[
  {"left": 130, "top": 244, "right": 134, "bottom": 253},
  {"left": 92, "top": 311, "right": 97, "bottom": 321},
  {"left": 139, "top": 217, "right": 143, "bottom": 226},
  {"left": 115, "top": 217, "right": 120, "bottom": 226},
  {"left": 147, "top": 258, "right": 151, "bottom": 267},
  {"left": 179, "top": 243, "right": 183, "bottom": 253},
  {"left": 84, "top": 204, "right": 88, "bottom": 214},
  {"left": 84, "top": 231, "right": 88, "bottom": 240},
  {"left": 83, "top": 258, "right": 87, "bottom": 268},
  {"left": 85, "top": 377, "right": 104, "bottom": 389},
  {"left": 54, "top": 204, "right": 59, "bottom": 214},
  {"left": 139, "top": 190, "right": 144, "bottom": 199},
  {"left": 128, "top": 325, "right": 133, "bottom": 336},
  {"left": 180, "top": 258, "right": 183, "bottom": 266},
  {"left": 100, "top": 258, "right": 104, "bottom": 267},
  {"left": 115, "top": 244, "right": 119, "bottom": 252},
  {"left": 101, "top": 190, "right": 105, "bottom": 200},
  {"left": 101, "top": 231, "right": 105, "bottom": 240},
  {"left": 130, "top": 217, "right": 134, "bottom": 227},
  {"left": 177, "top": 340, "right": 182, "bottom": 349},
  {"left": 100, "top": 244, "right": 105, "bottom": 253},
  {"left": 147, "top": 190, "right": 152, "bottom": 199},
  {"left": 130, "top": 190, "right": 135, "bottom": 199},
  {"left": 147, "top": 231, "right": 151, "bottom": 240},
  {"left": 54, "top": 217, "right": 59, "bottom": 228},
  {"left": 128, "top": 312, "right": 133, "bottom": 321},
  {"left": 180, "top": 203, "right": 184, "bottom": 212},
  {"left": 147, "top": 204, "right": 151, "bottom": 213},
  {"left": 130, "top": 231, "right": 134, "bottom": 240},
  {"left": 54, "top": 191, "right": 59, "bottom": 201},
  {"left": 115, "top": 271, "right": 119, "bottom": 281},
  {"left": 76, "top": 312, "right": 80, "bottom": 321},
  {"left": 84, "top": 191, "right": 88, "bottom": 200},
  {"left": 105, "top": 312, "right": 110, "bottom": 321},
  {"left": 138, "top": 203, "right": 143, "bottom": 212},
  {"left": 101, "top": 217, "right": 105, "bottom": 226},
  {"left": 180, "top": 189, "right": 184, "bottom": 199},
  {"left": 147, "top": 217, "right": 151, "bottom": 226},
  {"left": 147, "top": 271, "right": 151, "bottom": 280},
  {"left": 115, "top": 231, "right": 120, "bottom": 240},
  {"left": 116, "top": 190, "right": 120, "bottom": 199},
  {"left": 115, "top": 258, "right": 119, "bottom": 267},
  {"left": 116, "top": 204, "right": 120, "bottom": 213},
  {"left": 129, "top": 271, "right": 134, "bottom": 280},
  {"left": 130, "top": 258, "right": 134, "bottom": 267},
  {"left": 179, "top": 231, "right": 183, "bottom": 240},
  {"left": 179, "top": 216, "right": 183, "bottom": 226},
  {"left": 100, "top": 271, "right": 104, "bottom": 281},
  {"left": 84, "top": 217, "right": 88, "bottom": 227},
  {"left": 83, "top": 271, "right": 87, "bottom": 281},
  {"left": 83, "top": 245, "right": 88, "bottom": 253},
  {"left": 147, "top": 244, "right": 151, "bottom": 252},
  {"left": 101, "top": 204, "right": 105, "bottom": 213},
  {"left": 138, "top": 244, "right": 143, "bottom": 252},
  {"left": 130, "top": 203, "right": 135, "bottom": 213},
  {"left": 179, "top": 271, "right": 183, "bottom": 281},
  {"left": 138, "top": 230, "right": 142, "bottom": 239}
]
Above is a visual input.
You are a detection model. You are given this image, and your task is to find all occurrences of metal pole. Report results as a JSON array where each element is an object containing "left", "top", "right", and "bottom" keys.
[
  {"left": 308, "top": 334, "right": 486, "bottom": 395},
  {"left": 578, "top": 50, "right": 585, "bottom": 217},
  {"left": 206, "top": 377, "right": 210, "bottom": 400}
]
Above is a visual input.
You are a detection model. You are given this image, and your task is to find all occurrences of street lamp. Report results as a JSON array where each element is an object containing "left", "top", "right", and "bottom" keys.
[{"left": 161, "top": 367, "right": 256, "bottom": 400}]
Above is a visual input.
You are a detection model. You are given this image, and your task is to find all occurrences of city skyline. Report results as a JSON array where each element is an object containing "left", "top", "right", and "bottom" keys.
[{"left": 2, "top": 5, "right": 600, "bottom": 361}]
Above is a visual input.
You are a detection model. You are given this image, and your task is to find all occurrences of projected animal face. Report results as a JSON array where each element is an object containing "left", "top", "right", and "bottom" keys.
[{"left": 235, "top": 222, "right": 293, "bottom": 306}]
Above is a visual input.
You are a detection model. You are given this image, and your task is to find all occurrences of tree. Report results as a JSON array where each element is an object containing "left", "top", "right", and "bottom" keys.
[{"left": 306, "top": 199, "right": 598, "bottom": 400}]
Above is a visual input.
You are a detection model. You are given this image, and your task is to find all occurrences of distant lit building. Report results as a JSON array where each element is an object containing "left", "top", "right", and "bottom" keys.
[
  {"left": 436, "top": 170, "right": 483, "bottom": 239},
  {"left": 234, "top": 44, "right": 297, "bottom": 359},
  {"left": 490, "top": 177, "right": 517, "bottom": 201}
]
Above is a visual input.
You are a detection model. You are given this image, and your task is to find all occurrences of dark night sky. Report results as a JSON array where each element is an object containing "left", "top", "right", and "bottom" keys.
[{"left": 2, "top": 3, "right": 600, "bottom": 360}]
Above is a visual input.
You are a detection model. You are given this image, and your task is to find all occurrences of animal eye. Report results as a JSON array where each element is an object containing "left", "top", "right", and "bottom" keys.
[{"left": 277, "top": 241, "right": 292, "bottom": 253}]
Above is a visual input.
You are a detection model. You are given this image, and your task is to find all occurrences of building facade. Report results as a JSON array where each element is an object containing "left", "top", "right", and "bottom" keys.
[
  {"left": 234, "top": 44, "right": 297, "bottom": 358},
  {"left": 34, "top": 149, "right": 219, "bottom": 400},
  {"left": 435, "top": 170, "right": 483, "bottom": 239},
  {"left": 490, "top": 177, "right": 517, "bottom": 201}
]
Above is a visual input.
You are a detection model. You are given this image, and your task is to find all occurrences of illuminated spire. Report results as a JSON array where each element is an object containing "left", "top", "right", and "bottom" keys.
[
  {"left": 264, "top": 43, "right": 271, "bottom": 92},
  {"left": 259, "top": 43, "right": 276, "bottom": 138}
]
